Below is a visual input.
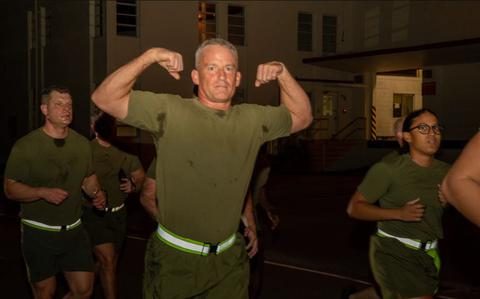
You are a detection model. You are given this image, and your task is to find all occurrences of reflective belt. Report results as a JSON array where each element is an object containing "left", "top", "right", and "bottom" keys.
[
  {"left": 377, "top": 228, "right": 438, "bottom": 250},
  {"left": 105, "top": 203, "right": 125, "bottom": 213},
  {"left": 21, "top": 218, "right": 82, "bottom": 232},
  {"left": 156, "top": 224, "right": 236, "bottom": 256}
]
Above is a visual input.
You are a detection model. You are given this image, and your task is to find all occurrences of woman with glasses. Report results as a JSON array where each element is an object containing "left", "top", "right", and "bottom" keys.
[{"left": 347, "top": 108, "right": 449, "bottom": 299}]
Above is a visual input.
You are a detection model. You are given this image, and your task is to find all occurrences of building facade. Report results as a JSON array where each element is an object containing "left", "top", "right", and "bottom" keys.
[{"left": 3, "top": 1, "right": 480, "bottom": 169}]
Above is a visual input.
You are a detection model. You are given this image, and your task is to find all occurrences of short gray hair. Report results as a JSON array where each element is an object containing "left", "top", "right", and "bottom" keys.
[{"left": 195, "top": 38, "right": 238, "bottom": 68}]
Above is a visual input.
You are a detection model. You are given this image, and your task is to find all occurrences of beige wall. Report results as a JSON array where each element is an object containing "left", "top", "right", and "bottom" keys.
[
  {"left": 103, "top": 1, "right": 480, "bottom": 140},
  {"left": 373, "top": 75, "right": 422, "bottom": 137},
  {"left": 104, "top": 1, "right": 354, "bottom": 104},
  {"left": 350, "top": 1, "right": 480, "bottom": 51}
]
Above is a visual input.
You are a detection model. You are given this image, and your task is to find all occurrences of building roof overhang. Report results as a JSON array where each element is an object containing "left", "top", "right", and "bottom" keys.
[{"left": 303, "top": 37, "right": 480, "bottom": 73}]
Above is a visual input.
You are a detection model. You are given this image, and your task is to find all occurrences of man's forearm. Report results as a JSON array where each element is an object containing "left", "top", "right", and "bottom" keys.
[
  {"left": 82, "top": 174, "right": 101, "bottom": 198},
  {"left": 130, "top": 168, "right": 146, "bottom": 193},
  {"left": 243, "top": 192, "right": 257, "bottom": 231},
  {"left": 92, "top": 47, "right": 183, "bottom": 120},
  {"left": 4, "top": 179, "right": 43, "bottom": 202},
  {"left": 278, "top": 66, "right": 312, "bottom": 133},
  {"left": 140, "top": 178, "right": 158, "bottom": 219}
]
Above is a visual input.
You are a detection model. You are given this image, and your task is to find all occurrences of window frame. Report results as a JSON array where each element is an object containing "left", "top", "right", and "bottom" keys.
[
  {"left": 297, "top": 12, "right": 313, "bottom": 52},
  {"left": 116, "top": 0, "right": 138, "bottom": 37},
  {"left": 322, "top": 14, "right": 337, "bottom": 55},
  {"left": 228, "top": 5, "right": 246, "bottom": 46}
]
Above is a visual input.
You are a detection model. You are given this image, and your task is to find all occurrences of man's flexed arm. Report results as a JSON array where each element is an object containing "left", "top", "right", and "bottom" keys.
[
  {"left": 255, "top": 62, "right": 313, "bottom": 133},
  {"left": 91, "top": 48, "right": 184, "bottom": 120}
]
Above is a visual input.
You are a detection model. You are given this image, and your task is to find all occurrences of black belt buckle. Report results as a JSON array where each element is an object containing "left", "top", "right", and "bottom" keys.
[
  {"left": 420, "top": 242, "right": 427, "bottom": 250},
  {"left": 205, "top": 242, "right": 219, "bottom": 255}
]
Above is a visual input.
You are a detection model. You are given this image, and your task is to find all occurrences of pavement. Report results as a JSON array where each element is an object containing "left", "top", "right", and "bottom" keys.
[{"left": 2, "top": 171, "right": 480, "bottom": 298}]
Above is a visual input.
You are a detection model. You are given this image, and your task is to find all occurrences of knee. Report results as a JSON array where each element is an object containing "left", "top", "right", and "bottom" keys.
[
  {"left": 99, "top": 255, "right": 117, "bottom": 272},
  {"left": 96, "top": 251, "right": 117, "bottom": 271},
  {"left": 71, "top": 283, "right": 93, "bottom": 299}
]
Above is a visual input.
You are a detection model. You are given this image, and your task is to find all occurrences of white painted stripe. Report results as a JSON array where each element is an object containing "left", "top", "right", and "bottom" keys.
[
  {"left": 126, "top": 235, "right": 147, "bottom": 241},
  {"left": 264, "top": 260, "right": 372, "bottom": 285}
]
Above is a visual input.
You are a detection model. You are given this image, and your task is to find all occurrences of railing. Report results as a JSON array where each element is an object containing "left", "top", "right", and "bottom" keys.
[{"left": 330, "top": 117, "right": 366, "bottom": 140}]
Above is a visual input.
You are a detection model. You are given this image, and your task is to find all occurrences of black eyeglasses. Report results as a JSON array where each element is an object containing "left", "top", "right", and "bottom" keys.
[{"left": 409, "top": 123, "right": 444, "bottom": 135}]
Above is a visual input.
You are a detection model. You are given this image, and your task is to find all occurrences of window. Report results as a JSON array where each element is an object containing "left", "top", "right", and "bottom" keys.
[
  {"left": 392, "top": 93, "right": 414, "bottom": 117},
  {"left": 391, "top": 1, "right": 409, "bottom": 42},
  {"left": 322, "top": 92, "right": 337, "bottom": 116},
  {"left": 228, "top": 5, "right": 245, "bottom": 46},
  {"left": 322, "top": 15, "right": 337, "bottom": 54},
  {"left": 364, "top": 7, "right": 380, "bottom": 48},
  {"left": 297, "top": 13, "right": 312, "bottom": 51},
  {"left": 198, "top": 2, "right": 216, "bottom": 42},
  {"left": 116, "top": 0, "right": 137, "bottom": 37}
]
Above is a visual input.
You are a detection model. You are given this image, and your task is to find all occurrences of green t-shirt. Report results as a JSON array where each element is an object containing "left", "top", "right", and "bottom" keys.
[
  {"left": 90, "top": 139, "right": 142, "bottom": 207},
  {"left": 4, "top": 128, "right": 93, "bottom": 225},
  {"left": 358, "top": 153, "right": 450, "bottom": 241},
  {"left": 122, "top": 90, "right": 292, "bottom": 243}
]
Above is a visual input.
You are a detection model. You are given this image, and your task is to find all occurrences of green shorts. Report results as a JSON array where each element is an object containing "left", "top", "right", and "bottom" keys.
[
  {"left": 143, "top": 231, "right": 249, "bottom": 299},
  {"left": 82, "top": 206, "right": 127, "bottom": 251},
  {"left": 369, "top": 234, "right": 439, "bottom": 299},
  {"left": 21, "top": 223, "right": 94, "bottom": 283}
]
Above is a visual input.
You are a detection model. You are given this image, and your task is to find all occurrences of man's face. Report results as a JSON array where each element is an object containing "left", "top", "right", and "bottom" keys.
[
  {"left": 404, "top": 112, "right": 441, "bottom": 156},
  {"left": 41, "top": 91, "right": 73, "bottom": 127},
  {"left": 191, "top": 45, "right": 241, "bottom": 105}
]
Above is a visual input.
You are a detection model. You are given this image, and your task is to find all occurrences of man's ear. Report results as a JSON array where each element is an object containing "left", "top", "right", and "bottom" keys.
[
  {"left": 191, "top": 69, "right": 199, "bottom": 85},
  {"left": 40, "top": 104, "right": 48, "bottom": 116},
  {"left": 235, "top": 72, "right": 242, "bottom": 87}
]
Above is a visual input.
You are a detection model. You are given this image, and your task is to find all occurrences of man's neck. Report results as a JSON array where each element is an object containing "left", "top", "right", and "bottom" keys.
[
  {"left": 198, "top": 97, "right": 231, "bottom": 111},
  {"left": 42, "top": 122, "right": 69, "bottom": 139}
]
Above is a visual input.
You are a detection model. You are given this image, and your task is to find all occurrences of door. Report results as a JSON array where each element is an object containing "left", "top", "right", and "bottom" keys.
[{"left": 322, "top": 91, "right": 339, "bottom": 138}]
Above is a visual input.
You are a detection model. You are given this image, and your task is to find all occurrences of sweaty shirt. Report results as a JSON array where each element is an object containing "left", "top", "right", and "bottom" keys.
[
  {"left": 5, "top": 128, "right": 93, "bottom": 225},
  {"left": 122, "top": 90, "right": 291, "bottom": 242}
]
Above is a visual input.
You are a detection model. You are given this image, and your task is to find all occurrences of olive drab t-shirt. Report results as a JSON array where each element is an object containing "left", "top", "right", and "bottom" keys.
[
  {"left": 4, "top": 128, "right": 94, "bottom": 225},
  {"left": 122, "top": 90, "right": 292, "bottom": 243},
  {"left": 90, "top": 139, "right": 142, "bottom": 207},
  {"left": 358, "top": 153, "right": 450, "bottom": 241}
]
